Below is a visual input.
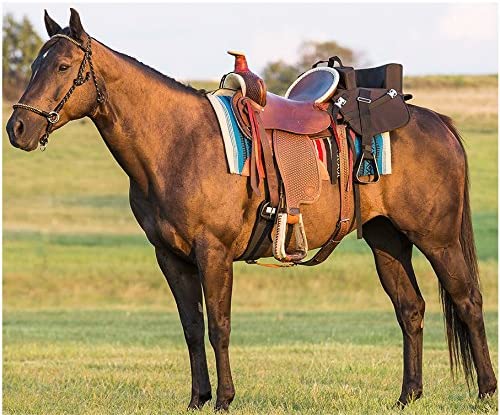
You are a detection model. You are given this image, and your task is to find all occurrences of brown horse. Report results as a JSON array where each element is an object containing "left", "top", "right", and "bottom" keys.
[{"left": 6, "top": 9, "right": 496, "bottom": 411}]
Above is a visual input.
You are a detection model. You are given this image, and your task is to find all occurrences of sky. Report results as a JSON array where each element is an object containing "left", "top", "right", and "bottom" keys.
[{"left": 2, "top": 2, "right": 498, "bottom": 81}]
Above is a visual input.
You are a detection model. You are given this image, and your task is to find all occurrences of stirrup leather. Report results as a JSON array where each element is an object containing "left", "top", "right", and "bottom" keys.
[{"left": 273, "top": 212, "right": 308, "bottom": 263}]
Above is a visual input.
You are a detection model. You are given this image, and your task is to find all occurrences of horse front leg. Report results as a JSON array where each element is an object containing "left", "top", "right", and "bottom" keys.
[
  {"left": 364, "top": 217, "right": 425, "bottom": 406},
  {"left": 195, "top": 236, "right": 235, "bottom": 411},
  {"left": 155, "top": 247, "right": 212, "bottom": 409}
]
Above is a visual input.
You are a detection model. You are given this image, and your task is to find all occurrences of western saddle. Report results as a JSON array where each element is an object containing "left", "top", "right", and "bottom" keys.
[{"left": 214, "top": 51, "right": 410, "bottom": 265}]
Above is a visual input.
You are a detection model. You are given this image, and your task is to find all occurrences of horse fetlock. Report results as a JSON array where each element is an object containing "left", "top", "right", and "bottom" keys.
[{"left": 215, "top": 385, "right": 235, "bottom": 410}]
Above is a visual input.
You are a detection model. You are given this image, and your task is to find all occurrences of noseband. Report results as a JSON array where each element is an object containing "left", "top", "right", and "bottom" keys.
[{"left": 13, "top": 34, "right": 104, "bottom": 150}]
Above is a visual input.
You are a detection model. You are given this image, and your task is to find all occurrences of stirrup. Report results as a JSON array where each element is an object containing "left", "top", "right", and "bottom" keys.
[
  {"left": 273, "top": 212, "right": 308, "bottom": 263},
  {"left": 355, "top": 153, "right": 380, "bottom": 184}
]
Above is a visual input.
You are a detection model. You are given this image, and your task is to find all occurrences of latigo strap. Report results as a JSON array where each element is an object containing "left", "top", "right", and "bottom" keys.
[{"left": 300, "top": 123, "right": 354, "bottom": 266}]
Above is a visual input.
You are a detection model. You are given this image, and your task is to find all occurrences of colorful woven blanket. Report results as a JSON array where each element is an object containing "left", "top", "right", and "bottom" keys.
[{"left": 207, "top": 91, "right": 391, "bottom": 179}]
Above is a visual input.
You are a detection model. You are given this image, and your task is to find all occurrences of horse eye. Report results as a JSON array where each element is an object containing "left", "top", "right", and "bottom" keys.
[{"left": 58, "top": 64, "right": 70, "bottom": 72}]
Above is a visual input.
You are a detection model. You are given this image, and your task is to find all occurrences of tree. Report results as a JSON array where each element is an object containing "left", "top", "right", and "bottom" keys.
[
  {"left": 3, "top": 14, "right": 43, "bottom": 101},
  {"left": 261, "top": 60, "right": 298, "bottom": 97},
  {"left": 297, "top": 40, "right": 360, "bottom": 73},
  {"left": 262, "top": 40, "right": 362, "bottom": 95}
]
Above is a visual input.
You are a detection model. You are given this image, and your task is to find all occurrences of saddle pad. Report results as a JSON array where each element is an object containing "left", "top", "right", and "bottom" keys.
[
  {"left": 352, "top": 130, "right": 391, "bottom": 176},
  {"left": 313, "top": 131, "right": 391, "bottom": 180},
  {"left": 207, "top": 91, "right": 391, "bottom": 179},
  {"left": 274, "top": 130, "right": 322, "bottom": 212},
  {"left": 206, "top": 92, "right": 252, "bottom": 175}
]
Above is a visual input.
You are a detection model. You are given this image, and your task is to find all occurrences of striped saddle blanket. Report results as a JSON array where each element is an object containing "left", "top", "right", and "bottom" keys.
[{"left": 207, "top": 92, "right": 391, "bottom": 179}]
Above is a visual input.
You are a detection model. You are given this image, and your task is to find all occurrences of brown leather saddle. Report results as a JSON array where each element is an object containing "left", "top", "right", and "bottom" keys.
[
  {"left": 217, "top": 52, "right": 410, "bottom": 265},
  {"left": 220, "top": 52, "right": 339, "bottom": 262}
]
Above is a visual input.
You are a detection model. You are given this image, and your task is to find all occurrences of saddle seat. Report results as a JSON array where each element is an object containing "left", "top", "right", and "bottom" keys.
[
  {"left": 260, "top": 92, "right": 331, "bottom": 135},
  {"left": 285, "top": 67, "right": 340, "bottom": 103}
]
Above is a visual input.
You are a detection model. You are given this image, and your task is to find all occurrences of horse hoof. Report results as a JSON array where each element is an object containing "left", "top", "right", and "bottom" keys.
[
  {"left": 187, "top": 391, "right": 212, "bottom": 410},
  {"left": 395, "top": 390, "right": 422, "bottom": 409},
  {"left": 215, "top": 398, "right": 233, "bottom": 412},
  {"left": 215, "top": 403, "right": 229, "bottom": 412},
  {"left": 478, "top": 386, "right": 497, "bottom": 399},
  {"left": 394, "top": 400, "right": 407, "bottom": 409}
]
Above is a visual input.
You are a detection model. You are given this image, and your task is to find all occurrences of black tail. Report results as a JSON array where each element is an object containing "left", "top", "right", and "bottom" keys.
[{"left": 437, "top": 113, "right": 478, "bottom": 388}]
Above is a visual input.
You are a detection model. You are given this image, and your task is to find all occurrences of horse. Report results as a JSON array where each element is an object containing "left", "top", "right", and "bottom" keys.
[{"left": 6, "top": 9, "right": 496, "bottom": 411}]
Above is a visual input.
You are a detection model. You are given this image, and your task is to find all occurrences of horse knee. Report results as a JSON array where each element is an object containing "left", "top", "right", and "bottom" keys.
[
  {"left": 183, "top": 319, "right": 205, "bottom": 348},
  {"left": 399, "top": 298, "right": 425, "bottom": 335},
  {"left": 208, "top": 317, "right": 231, "bottom": 349}
]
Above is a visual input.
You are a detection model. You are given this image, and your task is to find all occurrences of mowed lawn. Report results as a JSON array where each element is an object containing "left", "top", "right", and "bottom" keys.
[{"left": 3, "top": 79, "right": 498, "bottom": 414}]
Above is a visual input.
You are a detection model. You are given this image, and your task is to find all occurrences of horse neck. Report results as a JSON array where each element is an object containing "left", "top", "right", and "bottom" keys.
[{"left": 89, "top": 40, "right": 205, "bottom": 193}]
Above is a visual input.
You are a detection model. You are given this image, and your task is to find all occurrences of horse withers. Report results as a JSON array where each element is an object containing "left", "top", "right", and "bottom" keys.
[{"left": 6, "top": 8, "right": 496, "bottom": 411}]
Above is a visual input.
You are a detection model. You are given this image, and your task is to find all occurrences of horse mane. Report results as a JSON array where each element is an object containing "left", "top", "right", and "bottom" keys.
[{"left": 104, "top": 43, "right": 204, "bottom": 97}]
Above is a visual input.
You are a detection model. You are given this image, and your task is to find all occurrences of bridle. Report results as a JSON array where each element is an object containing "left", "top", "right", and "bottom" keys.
[{"left": 13, "top": 34, "right": 105, "bottom": 150}]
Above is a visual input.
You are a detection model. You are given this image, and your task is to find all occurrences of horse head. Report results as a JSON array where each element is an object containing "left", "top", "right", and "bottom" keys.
[{"left": 6, "top": 9, "right": 104, "bottom": 151}]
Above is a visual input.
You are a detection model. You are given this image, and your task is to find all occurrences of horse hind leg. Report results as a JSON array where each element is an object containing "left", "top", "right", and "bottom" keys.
[
  {"left": 363, "top": 216, "right": 425, "bottom": 406},
  {"left": 415, "top": 240, "right": 497, "bottom": 398},
  {"left": 155, "top": 247, "right": 212, "bottom": 409}
]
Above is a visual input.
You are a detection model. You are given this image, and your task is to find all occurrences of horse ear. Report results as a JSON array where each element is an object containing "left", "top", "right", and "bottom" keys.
[
  {"left": 69, "top": 8, "right": 85, "bottom": 40},
  {"left": 44, "top": 10, "right": 62, "bottom": 37}
]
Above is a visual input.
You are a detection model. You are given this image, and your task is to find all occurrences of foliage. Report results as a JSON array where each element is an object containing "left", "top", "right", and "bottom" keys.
[
  {"left": 2, "top": 13, "right": 43, "bottom": 101},
  {"left": 296, "top": 40, "right": 359, "bottom": 73},
  {"left": 261, "top": 60, "right": 299, "bottom": 97},
  {"left": 262, "top": 40, "right": 361, "bottom": 95}
]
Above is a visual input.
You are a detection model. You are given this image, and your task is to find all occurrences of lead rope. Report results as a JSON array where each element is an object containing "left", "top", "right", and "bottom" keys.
[{"left": 13, "top": 34, "right": 104, "bottom": 150}]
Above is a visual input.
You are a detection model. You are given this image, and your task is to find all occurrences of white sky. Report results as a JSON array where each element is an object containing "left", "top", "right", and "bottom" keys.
[{"left": 2, "top": 2, "right": 498, "bottom": 80}]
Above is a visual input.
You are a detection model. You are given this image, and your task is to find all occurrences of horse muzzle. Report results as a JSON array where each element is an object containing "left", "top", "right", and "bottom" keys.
[{"left": 6, "top": 112, "right": 42, "bottom": 152}]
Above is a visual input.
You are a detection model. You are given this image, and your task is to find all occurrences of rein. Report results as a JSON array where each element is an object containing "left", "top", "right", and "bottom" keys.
[{"left": 13, "top": 34, "right": 104, "bottom": 150}]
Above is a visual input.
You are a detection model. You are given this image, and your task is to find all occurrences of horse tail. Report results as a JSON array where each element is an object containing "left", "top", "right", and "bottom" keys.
[{"left": 437, "top": 112, "right": 478, "bottom": 388}]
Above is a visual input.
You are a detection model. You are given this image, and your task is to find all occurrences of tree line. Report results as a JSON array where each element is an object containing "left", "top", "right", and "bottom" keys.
[
  {"left": 2, "top": 14, "right": 360, "bottom": 100},
  {"left": 3, "top": 13, "right": 42, "bottom": 101}
]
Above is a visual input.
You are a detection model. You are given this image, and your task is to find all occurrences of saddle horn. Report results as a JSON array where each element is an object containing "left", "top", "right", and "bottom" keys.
[
  {"left": 228, "top": 51, "right": 249, "bottom": 72},
  {"left": 226, "top": 50, "right": 267, "bottom": 107}
]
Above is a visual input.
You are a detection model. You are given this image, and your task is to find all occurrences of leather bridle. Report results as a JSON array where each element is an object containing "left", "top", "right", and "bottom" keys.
[{"left": 13, "top": 34, "right": 104, "bottom": 150}]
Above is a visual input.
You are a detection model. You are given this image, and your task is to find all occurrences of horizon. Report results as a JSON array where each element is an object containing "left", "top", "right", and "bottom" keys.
[{"left": 3, "top": 3, "right": 498, "bottom": 81}]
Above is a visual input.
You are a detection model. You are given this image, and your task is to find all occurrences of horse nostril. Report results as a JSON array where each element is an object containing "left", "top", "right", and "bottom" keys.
[{"left": 14, "top": 119, "right": 25, "bottom": 137}]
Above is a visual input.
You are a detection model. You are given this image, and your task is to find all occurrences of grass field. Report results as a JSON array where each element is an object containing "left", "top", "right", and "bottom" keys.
[{"left": 3, "top": 76, "right": 498, "bottom": 414}]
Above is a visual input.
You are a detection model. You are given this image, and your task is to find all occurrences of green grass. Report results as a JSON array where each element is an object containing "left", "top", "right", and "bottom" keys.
[
  {"left": 3, "top": 79, "right": 498, "bottom": 414},
  {"left": 3, "top": 310, "right": 498, "bottom": 415}
]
